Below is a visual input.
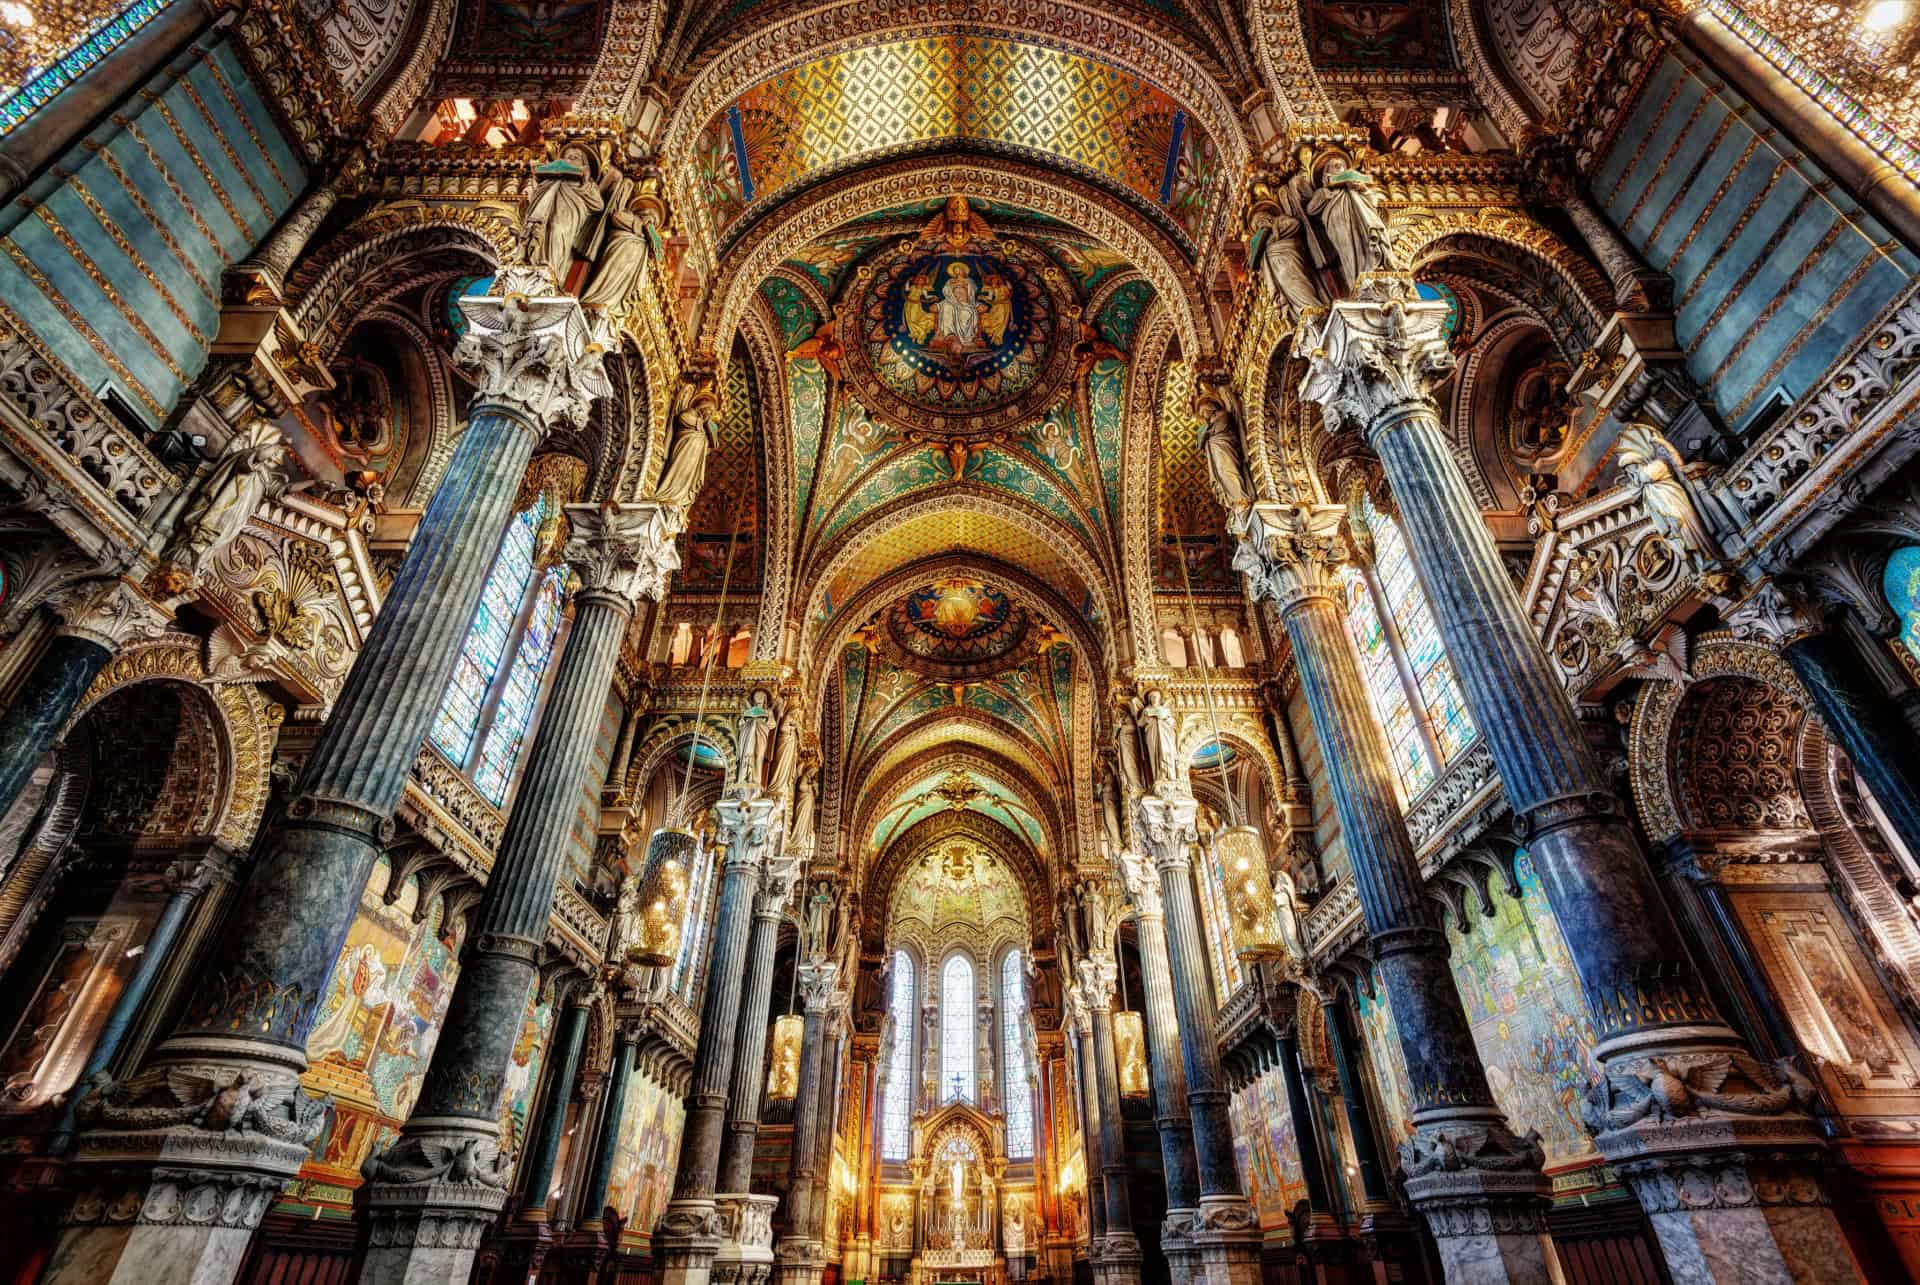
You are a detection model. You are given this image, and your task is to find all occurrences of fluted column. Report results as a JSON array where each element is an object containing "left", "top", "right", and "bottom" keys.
[
  {"left": 1235, "top": 502, "right": 1556, "bottom": 1280},
  {"left": 580, "top": 1032, "right": 638, "bottom": 1227},
  {"left": 1116, "top": 850, "right": 1200, "bottom": 1274},
  {"left": 520, "top": 994, "right": 592, "bottom": 1222},
  {"left": 1076, "top": 961, "right": 1141, "bottom": 1285},
  {"left": 359, "top": 505, "right": 671, "bottom": 1284},
  {"left": 43, "top": 272, "right": 612, "bottom": 1285},
  {"left": 1296, "top": 276, "right": 1864, "bottom": 1284},
  {"left": 657, "top": 793, "right": 780, "bottom": 1285},
  {"left": 718, "top": 859, "right": 798, "bottom": 1196},
  {"left": 775, "top": 965, "right": 842, "bottom": 1285},
  {"left": 1066, "top": 990, "right": 1108, "bottom": 1252}
]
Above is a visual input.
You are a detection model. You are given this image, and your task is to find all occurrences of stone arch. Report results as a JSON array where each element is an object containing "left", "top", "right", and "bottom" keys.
[
  {"left": 1119, "top": 308, "right": 1177, "bottom": 666},
  {"left": 853, "top": 741, "right": 1066, "bottom": 870},
  {"left": 696, "top": 156, "right": 1216, "bottom": 369},
  {"left": 736, "top": 308, "right": 796, "bottom": 664},
  {"left": 1397, "top": 217, "right": 1613, "bottom": 352},
  {"left": 866, "top": 811, "right": 1052, "bottom": 953},
  {"left": 626, "top": 717, "right": 738, "bottom": 803}
]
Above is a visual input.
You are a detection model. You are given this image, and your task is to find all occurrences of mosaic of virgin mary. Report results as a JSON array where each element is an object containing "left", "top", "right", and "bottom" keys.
[{"left": 863, "top": 246, "right": 1055, "bottom": 418}]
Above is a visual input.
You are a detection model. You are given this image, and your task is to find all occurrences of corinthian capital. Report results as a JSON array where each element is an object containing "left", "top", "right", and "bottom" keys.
[
  {"left": 1232, "top": 503, "right": 1349, "bottom": 613},
  {"left": 454, "top": 268, "right": 613, "bottom": 431},
  {"left": 563, "top": 500, "right": 682, "bottom": 605},
  {"left": 1073, "top": 956, "right": 1117, "bottom": 1009},
  {"left": 714, "top": 794, "right": 781, "bottom": 869},
  {"left": 1723, "top": 578, "right": 1825, "bottom": 650},
  {"left": 1134, "top": 791, "right": 1199, "bottom": 870},
  {"left": 1298, "top": 274, "right": 1454, "bottom": 440},
  {"left": 1118, "top": 848, "right": 1162, "bottom": 918},
  {"left": 799, "top": 961, "right": 842, "bottom": 1011}
]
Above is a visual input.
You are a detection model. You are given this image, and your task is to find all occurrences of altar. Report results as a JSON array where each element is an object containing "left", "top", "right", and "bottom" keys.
[{"left": 899, "top": 1102, "right": 1012, "bottom": 1285}]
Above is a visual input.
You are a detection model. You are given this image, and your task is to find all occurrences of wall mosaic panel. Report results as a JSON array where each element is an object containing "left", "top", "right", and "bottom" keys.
[
  {"left": 607, "top": 1065, "right": 689, "bottom": 1231},
  {"left": 1228, "top": 1070, "right": 1309, "bottom": 1229}
]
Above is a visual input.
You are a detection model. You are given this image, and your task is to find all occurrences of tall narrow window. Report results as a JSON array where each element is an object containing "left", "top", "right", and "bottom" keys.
[
  {"left": 1370, "top": 512, "right": 1474, "bottom": 762},
  {"left": 673, "top": 842, "right": 719, "bottom": 997},
  {"left": 941, "top": 954, "right": 975, "bottom": 1104},
  {"left": 1339, "top": 566, "right": 1428, "bottom": 796},
  {"left": 429, "top": 494, "right": 569, "bottom": 805},
  {"left": 1001, "top": 950, "right": 1033, "bottom": 1158},
  {"left": 1194, "top": 834, "right": 1244, "bottom": 999},
  {"left": 881, "top": 951, "right": 915, "bottom": 1160}
]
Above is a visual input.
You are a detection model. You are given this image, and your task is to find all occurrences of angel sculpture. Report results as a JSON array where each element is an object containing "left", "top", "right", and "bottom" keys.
[
  {"left": 1613, "top": 422, "right": 1724, "bottom": 579},
  {"left": 168, "top": 422, "right": 291, "bottom": 577}
]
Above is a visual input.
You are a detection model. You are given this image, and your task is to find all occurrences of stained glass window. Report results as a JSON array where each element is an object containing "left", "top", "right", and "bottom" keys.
[
  {"left": 672, "top": 843, "right": 717, "bottom": 996},
  {"left": 0, "top": 0, "right": 170, "bottom": 136},
  {"left": 1884, "top": 546, "right": 1920, "bottom": 664},
  {"left": 432, "top": 504, "right": 542, "bottom": 765},
  {"left": 1001, "top": 950, "right": 1033, "bottom": 1158},
  {"left": 882, "top": 951, "right": 914, "bottom": 1160},
  {"left": 1368, "top": 510, "right": 1476, "bottom": 765},
  {"left": 1340, "top": 565, "right": 1431, "bottom": 797},
  {"left": 1194, "top": 835, "right": 1243, "bottom": 1000},
  {"left": 473, "top": 566, "right": 565, "bottom": 804},
  {"left": 941, "top": 954, "right": 975, "bottom": 1104}
]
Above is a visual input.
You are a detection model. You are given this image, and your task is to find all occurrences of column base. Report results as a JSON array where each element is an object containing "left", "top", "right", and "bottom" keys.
[
  {"left": 1161, "top": 1208, "right": 1202, "bottom": 1285},
  {"left": 43, "top": 1128, "right": 313, "bottom": 1285},
  {"left": 773, "top": 1236, "right": 827, "bottom": 1285},
  {"left": 1596, "top": 1112, "right": 1866, "bottom": 1283},
  {"left": 712, "top": 1194, "right": 779, "bottom": 1285},
  {"left": 1402, "top": 1167, "right": 1559, "bottom": 1284},
  {"left": 356, "top": 1124, "right": 514, "bottom": 1285},
  {"left": 480, "top": 1217, "right": 558, "bottom": 1285},
  {"left": 1093, "top": 1230, "right": 1142, "bottom": 1285},
  {"left": 1190, "top": 1197, "right": 1262, "bottom": 1285},
  {"left": 655, "top": 1198, "right": 727, "bottom": 1285}
]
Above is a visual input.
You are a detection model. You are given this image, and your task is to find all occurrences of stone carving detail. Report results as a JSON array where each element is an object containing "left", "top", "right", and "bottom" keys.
[
  {"left": 363, "top": 1133, "right": 512, "bottom": 1190},
  {"left": 74, "top": 1065, "right": 330, "bottom": 1145},
  {"left": 1399, "top": 1122, "right": 1546, "bottom": 1178},
  {"left": 563, "top": 500, "right": 681, "bottom": 604},
  {"left": 165, "top": 423, "right": 293, "bottom": 581},
  {"left": 1298, "top": 276, "right": 1455, "bottom": 436},
  {"left": 1582, "top": 1052, "right": 1818, "bottom": 1132},
  {"left": 64, "top": 1167, "right": 284, "bottom": 1230},
  {"left": 0, "top": 326, "right": 175, "bottom": 517},
  {"left": 1232, "top": 503, "right": 1347, "bottom": 612},
  {"left": 453, "top": 268, "right": 612, "bottom": 431}
]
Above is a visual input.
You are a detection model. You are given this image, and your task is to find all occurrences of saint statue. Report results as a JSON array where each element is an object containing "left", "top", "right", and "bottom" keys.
[
  {"left": 1273, "top": 868, "right": 1307, "bottom": 963},
  {"left": 651, "top": 384, "right": 719, "bottom": 517},
  {"left": 767, "top": 709, "right": 801, "bottom": 803},
  {"left": 1255, "top": 210, "right": 1329, "bottom": 321},
  {"left": 1198, "top": 389, "right": 1254, "bottom": 511},
  {"left": 581, "top": 162, "right": 658, "bottom": 314},
  {"left": 169, "top": 422, "right": 290, "bottom": 576},
  {"left": 788, "top": 767, "right": 818, "bottom": 847},
  {"left": 1137, "top": 688, "right": 1179, "bottom": 789},
  {"left": 1112, "top": 710, "right": 1146, "bottom": 797},
  {"left": 1307, "top": 167, "right": 1390, "bottom": 286},
  {"left": 1614, "top": 423, "right": 1721, "bottom": 574},
  {"left": 523, "top": 150, "right": 603, "bottom": 286},
  {"left": 731, "top": 688, "right": 775, "bottom": 790},
  {"left": 1098, "top": 776, "right": 1125, "bottom": 856}
]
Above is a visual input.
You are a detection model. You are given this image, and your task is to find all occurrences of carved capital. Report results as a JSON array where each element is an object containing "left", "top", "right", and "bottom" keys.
[
  {"left": 756, "top": 851, "right": 801, "bottom": 917},
  {"left": 454, "top": 268, "right": 613, "bottom": 432},
  {"left": 1723, "top": 578, "right": 1824, "bottom": 651},
  {"left": 1134, "top": 791, "right": 1199, "bottom": 870},
  {"left": 799, "top": 961, "right": 841, "bottom": 1011},
  {"left": 1298, "top": 274, "right": 1454, "bottom": 440},
  {"left": 1117, "top": 848, "right": 1162, "bottom": 918},
  {"left": 1073, "top": 956, "right": 1117, "bottom": 1009},
  {"left": 715, "top": 796, "right": 781, "bottom": 870},
  {"left": 1232, "top": 503, "right": 1349, "bottom": 613},
  {"left": 52, "top": 578, "right": 171, "bottom": 650},
  {"left": 563, "top": 500, "right": 682, "bottom": 605}
]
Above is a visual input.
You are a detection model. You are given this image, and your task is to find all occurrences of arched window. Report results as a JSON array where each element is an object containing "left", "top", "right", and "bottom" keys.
[
  {"left": 881, "top": 951, "right": 915, "bottom": 1161},
  {"left": 941, "top": 954, "right": 976, "bottom": 1104},
  {"left": 430, "top": 494, "right": 569, "bottom": 805},
  {"left": 1338, "top": 497, "right": 1476, "bottom": 801},
  {"left": 1001, "top": 950, "right": 1033, "bottom": 1158}
]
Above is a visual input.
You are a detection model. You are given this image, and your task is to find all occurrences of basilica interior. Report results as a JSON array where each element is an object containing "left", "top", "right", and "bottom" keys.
[{"left": 0, "top": 0, "right": 1918, "bottom": 1282}]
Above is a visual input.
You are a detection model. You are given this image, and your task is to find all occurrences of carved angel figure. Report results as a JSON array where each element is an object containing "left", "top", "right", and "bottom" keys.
[
  {"left": 1198, "top": 389, "right": 1254, "bottom": 511},
  {"left": 767, "top": 708, "right": 802, "bottom": 803},
  {"left": 650, "top": 385, "right": 720, "bottom": 517},
  {"left": 1613, "top": 423, "right": 1721, "bottom": 574},
  {"left": 1254, "top": 210, "right": 1328, "bottom": 320},
  {"left": 1307, "top": 167, "right": 1390, "bottom": 286},
  {"left": 581, "top": 162, "right": 656, "bottom": 314},
  {"left": 523, "top": 149, "right": 603, "bottom": 286},
  {"left": 169, "top": 423, "right": 290, "bottom": 577}
]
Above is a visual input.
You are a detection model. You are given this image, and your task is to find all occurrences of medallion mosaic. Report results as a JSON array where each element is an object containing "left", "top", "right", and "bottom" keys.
[
  {"left": 888, "top": 580, "right": 1031, "bottom": 667},
  {"left": 760, "top": 276, "right": 820, "bottom": 350},
  {"left": 690, "top": 37, "right": 1222, "bottom": 245},
  {"left": 835, "top": 202, "right": 1076, "bottom": 438}
]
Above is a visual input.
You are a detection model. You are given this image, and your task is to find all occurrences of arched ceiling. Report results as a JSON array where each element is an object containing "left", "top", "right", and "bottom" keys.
[{"left": 887, "top": 837, "right": 1029, "bottom": 943}]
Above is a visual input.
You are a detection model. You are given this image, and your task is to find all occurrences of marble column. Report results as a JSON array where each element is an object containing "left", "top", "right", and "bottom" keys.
[
  {"left": 0, "top": 579, "right": 163, "bottom": 825},
  {"left": 1133, "top": 791, "right": 1261, "bottom": 1285},
  {"left": 48, "top": 850, "right": 232, "bottom": 1155},
  {"left": 580, "top": 1032, "right": 638, "bottom": 1227},
  {"left": 1076, "top": 960, "right": 1142, "bottom": 1285},
  {"left": 657, "top": 793, "right": 781, "bottom": 1285},
  {"left": 1324, "top": 1003, "right": 1390, "bottom": 1210},
  {"left": 1296, "top": 276, "right": 1863, "bottom": 1283},
  {"left": 521, "top": 994, "right": 592, "bottom": 1221},
  {"left": 1067, "top": 988, "right": 1108, "bottom": 1253},
  {"left": 358, "top": 506, "right": 669, "bottom": 1284},
  {"left": 718, "top": 858, "right": 799, "bottom": 1196},
  {"left": 42, "top": 272, "right": 612, "bottom": 1285},
  {"left": 776, "top": 965, "right": 842, "bottom": 1285},
  {"left": 1116, "top": 851, "right": 1201, "bottom": 1279},
  {"left": 1233, "top": 502, "right": 1557, "bottom": 1280}
]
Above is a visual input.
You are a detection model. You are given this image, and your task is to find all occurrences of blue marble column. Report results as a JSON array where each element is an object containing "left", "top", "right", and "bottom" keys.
[
  {"left": 1324, "top": 1003, "right": 1390, "bottom": 1208},
  {"left": 1075, "top": 962, "right": 1141, "bottom": 1285},
  {"left": 580, "top": 1033, "right": 638, "bottom": 1226},
  {"left": 358, "top": 506, "right": 668, "bottom": 1283},
  {"left": 717, "top": 860, "right": 798, "bottom": 1195},
  {"left": 1298, "top": 278, "right": 1864, "bottom": 1285},
  {"left": 1116, "top": 851, "right": 1200, "bottom": 1271},
  {"left": 775, "top": 964, "right": 842, "bottom": 1285},
  {"left": 1237, "top": 502, "right": 1555, "bottom": 1281},
  {"left": 519, "top": 995, "right": 592, "bottom": 1222},
  {"left": 656, "top": 794, "right": 779, "bottom": 1285},
  {"left": 1785, "top": 627, "right": 1920, "bottom": 856},
  {"left": 1067, "top": 990, "right": 1108, "bottom": 1252},
  {"left": 42, "top": 276, "right": 612, "bottom": 1285}
]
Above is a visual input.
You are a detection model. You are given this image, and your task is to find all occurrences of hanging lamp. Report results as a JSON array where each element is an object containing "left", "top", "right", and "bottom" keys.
[
  {"left": 627, "top": 484, "right": 751, "bottom": 965},
  {"left": 1174, "top": 509, "right": 1283, "bottom": 962},
  {"left": 768, "top": 892, "right": 806, "bottom": 1101}
]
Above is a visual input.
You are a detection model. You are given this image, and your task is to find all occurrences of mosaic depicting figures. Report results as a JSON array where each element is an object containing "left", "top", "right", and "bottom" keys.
[
  {"left": 1444, "top": 854, "right": 1599, "bottom": 1169},
  {"left": 1354, "top": 974, "right": 1415, "bottom": 1146},
  {"left": 1228, "top": 1071, "right": 1308, "bottom": 1229},
  {"left": 285, "top": 861, "right": 464, "bottom": 1209},
  {"left": 607, "top": 1067, "right": 687, "bottom": 1232}
]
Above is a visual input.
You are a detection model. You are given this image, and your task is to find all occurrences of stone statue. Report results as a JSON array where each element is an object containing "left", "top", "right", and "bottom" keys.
[
  {"left": 169, "top": 422, "right": 290, "bottom": 576},
  {"left": 523, "top": 149, "right": 603, "bottom": 286},
  {"left": 767, "top": 708, "right": 801, "bottom": 803},
  {"left": 788, "top": 767, "right": 818, "bottom": 846},
  {"left": 1098, "top": 775, "right": 1125, "bottom": 855},
  {"left": 1273, "top": 868, "right": 1306, "bottom": 962},
  {"left": 1255, "top": 210, "right": 1328, "bottom": 320},
  {"left": 1136, "top": 688, "right": 1179, "bottom": 789},
  {"left": 581, "top": 163, "right": 659, "bottom": 314},
  {"left": 1197, "top": 388, "right": 1254, "bottom": 510},
  {"left": 1614, "top": 422, "right": 1721, "bottom": 574},
  {"left": 731, "top": 688, "right": 775, "bottom": 790},
  {"left": 1307, "top": 167, "right": 1389, "bottom": 285},
  {"left": 1111, "top": 710, "right": 1145, "bottom": 796},
  {"left": 651, "top": 384, "right": 720, "bottom": 517}
]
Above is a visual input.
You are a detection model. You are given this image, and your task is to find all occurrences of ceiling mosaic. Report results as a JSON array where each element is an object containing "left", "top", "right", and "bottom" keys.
[
  {"left": 887, "top": 837, "right": 1029, "bottom": 936},
  {"left": 872, "top": 767, "right": 1048, "bottom": 854},
  {"left": 441, "top": 0, "right": 607, "bottom": 87},
  {"left": 1156, "top": 358, "right": 1234, "bottom": 591},
  {"left": 1302, "top": 0, "right": 1454, "bottom": 71},
  {"left": 690, "top": 36, "right": 1222, "bottom": 247},
  {"left": 886, "top": 580, "right": 1035, "bottom": 671}
]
